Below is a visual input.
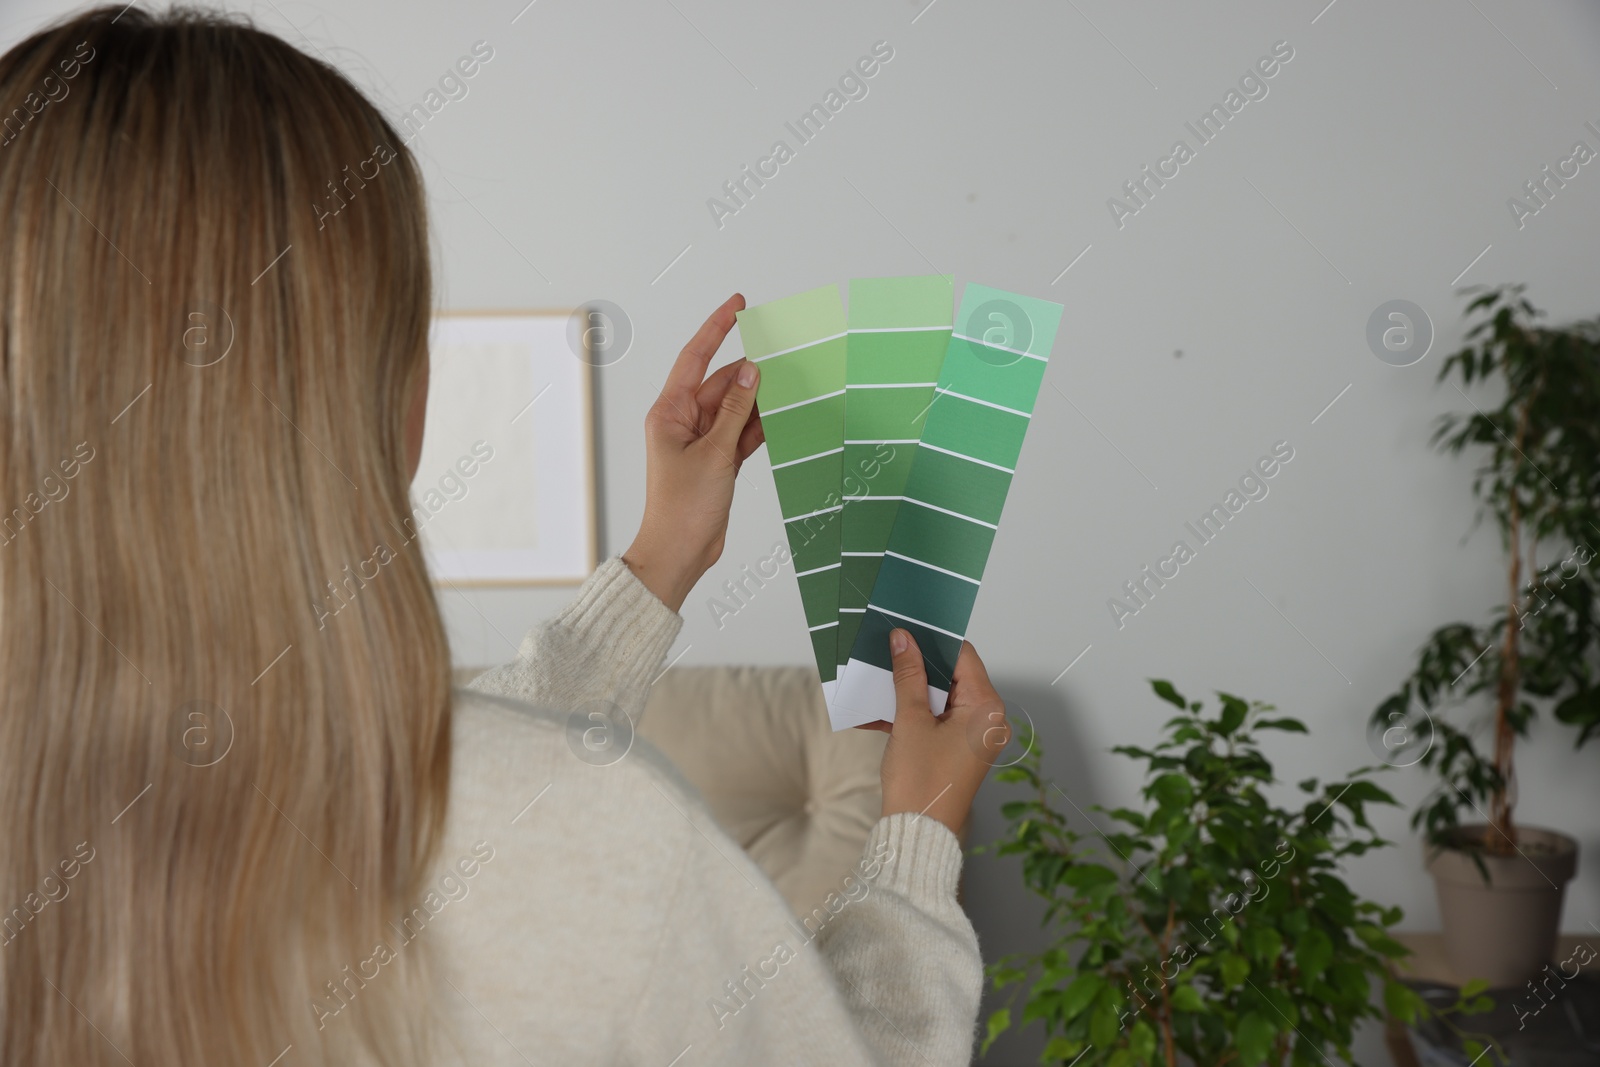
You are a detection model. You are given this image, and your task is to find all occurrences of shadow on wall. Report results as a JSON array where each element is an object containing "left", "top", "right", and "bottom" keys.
[{"left": 966, "top": 681, "right": 1102, "bottom": 1067}]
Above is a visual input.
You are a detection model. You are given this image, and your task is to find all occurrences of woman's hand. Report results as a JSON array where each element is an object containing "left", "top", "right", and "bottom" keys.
[
  {"left": 875, "top": 630, "right": 1009, "bottom": 838},
  {"left": 623, "top": 294, "right": 764, "bottom": 613}
]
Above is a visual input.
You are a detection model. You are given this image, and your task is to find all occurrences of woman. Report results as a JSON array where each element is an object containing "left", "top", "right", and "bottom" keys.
[{"left": 0, "top": 7, "right": 1008, "bottom": 1065}]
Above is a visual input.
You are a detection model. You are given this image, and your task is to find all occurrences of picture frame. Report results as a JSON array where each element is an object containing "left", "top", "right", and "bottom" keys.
[{"left": 413, "top": 309, "right": 598, "bottom": 586}]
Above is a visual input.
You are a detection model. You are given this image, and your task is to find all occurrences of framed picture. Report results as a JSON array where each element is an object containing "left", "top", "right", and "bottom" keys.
[{"left": 413, "top": 309, "right": 598, "bottom": 586}]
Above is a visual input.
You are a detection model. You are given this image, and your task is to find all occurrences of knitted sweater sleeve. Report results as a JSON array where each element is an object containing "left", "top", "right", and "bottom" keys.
[
  {"left": 468, "top": 558, "right": 984, "bottom": 1066},
  {"left": 465, "top": 556, "right": 683, "bottom": 721},
  {"left": 815, "top": 814, "right": 985, "bottom": 1065},
  {"left": 620, "top": 802, "right": 983, "bottom": 1067}
]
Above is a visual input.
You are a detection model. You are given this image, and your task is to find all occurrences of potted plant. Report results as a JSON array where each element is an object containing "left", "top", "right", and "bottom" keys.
[
  {"left": 1369, "top": 285, "right": 1600, "bottom": 988},
  {"left": 983, "top": 680, "right": 1490, "bottom": 1066}
]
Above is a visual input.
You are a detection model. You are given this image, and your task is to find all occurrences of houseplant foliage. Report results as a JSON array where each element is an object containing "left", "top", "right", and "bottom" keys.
[
  {"left": 1369, "top": 284, "right": 1600, "bottom": 848},
  {"left": 982, "top": 681, "right": 1486, "bottom": 1066}
]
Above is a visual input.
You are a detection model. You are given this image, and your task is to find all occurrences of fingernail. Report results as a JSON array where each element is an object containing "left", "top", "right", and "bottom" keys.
[
  {"left": 738, "top": 361, "right": 758, "bottom": 388},
  {"left": 890, "top": 628, "right": 907, "bottom": 654}
]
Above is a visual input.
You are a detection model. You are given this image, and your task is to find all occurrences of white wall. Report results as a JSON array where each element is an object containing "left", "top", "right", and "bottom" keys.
[{"left": 9, "top": 1, "right": 1600, "bottom": 1062}]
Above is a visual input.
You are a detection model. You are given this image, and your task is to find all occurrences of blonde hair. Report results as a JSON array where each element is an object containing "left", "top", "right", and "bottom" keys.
[{"left": 0, "top": 7, "right": 452, "bottom": 1064}]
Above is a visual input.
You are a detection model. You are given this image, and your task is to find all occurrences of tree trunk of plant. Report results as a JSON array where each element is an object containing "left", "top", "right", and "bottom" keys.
[
  {"left": 1490, "top": 393, "right": 1533, "bottom": 854},
  {"left": 1158, "top": 903, "right": 1176, "bottom": 1067},
  {"left": 1492, "top": 521, "right": 1519, "bottom": 854}
]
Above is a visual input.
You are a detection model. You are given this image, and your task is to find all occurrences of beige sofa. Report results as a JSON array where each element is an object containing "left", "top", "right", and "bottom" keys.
[{"left": 455, "top": 665, "right": 888, "bottom": 918}]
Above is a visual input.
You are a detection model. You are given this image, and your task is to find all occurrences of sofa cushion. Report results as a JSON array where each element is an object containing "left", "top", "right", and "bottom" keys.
[{"left": 639, "top": 666, "right": 887, "bottom": 918}]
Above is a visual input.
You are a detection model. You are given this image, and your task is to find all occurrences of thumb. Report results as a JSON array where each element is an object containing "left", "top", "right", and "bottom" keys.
[
  {"left": 889, "top": 628, "right": 932, "bottom": 726},
  {"left": 706, "top": 359, "right": 759, "bottom": 455}
]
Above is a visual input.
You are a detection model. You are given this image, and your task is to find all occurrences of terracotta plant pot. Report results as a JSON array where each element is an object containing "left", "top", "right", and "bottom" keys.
[{"left": 1426, "top": 824, "right": 1578, "bottom": 988}]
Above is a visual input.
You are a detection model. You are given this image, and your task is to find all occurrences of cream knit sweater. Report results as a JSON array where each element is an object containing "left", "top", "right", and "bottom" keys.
[{"left": 418, "top": 557, "right": 984, "bottom": 1066}]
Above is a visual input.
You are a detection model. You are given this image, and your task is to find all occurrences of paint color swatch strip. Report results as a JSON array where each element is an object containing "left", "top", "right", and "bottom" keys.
[
  {"left": 836, "top": 275, "right": 954, "bottom": 684},
  {"left": 734, "top": 286, "right": 849, "bottom": 701},
  {"left": 832, "top": 284, "right": 1064, "bottom": 727}
]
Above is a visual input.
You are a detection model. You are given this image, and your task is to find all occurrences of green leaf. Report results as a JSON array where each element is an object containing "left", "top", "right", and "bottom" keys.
[
  {"left": 982, "top": 1008, "right": 1010, "bottom": 1051},
  {"left": 1460, "top": 977, "right": 1489, "bottom": 999},
  {"left": 1089, "top": 1002, "right": 1119, "bottom": 1047},
  {"left": 1255, "top": 717, "right": 1309, "bottom": 732},
  {"left": 1042, "top": 1038, "right": 1085, "bottom": 1061},
  {"left": 1062, "top": 865, "right": 1119, "bottom": 890},
  {"left": 1000, "top": 800, "right": 1032, "bottom": 820},
  {"left": 1353, "top": 922, "right": 1409, "bottom": 957},
  {"left": 1219, "top": 697, "right": 1248, "bottom": 737},
  {"left": 1061, "top": 973, "right": 1105, "bottom": 1022},
  {"left": 1129, "top": 1020, "right": 1157, "bottom": 1062},
  {"left": 989, "top": 965, "right": 1026, "bottom": 989},
  {"left": 1246, "top": 926, "right": 1283, "bottom": 966},
  {"left": 1339, "top": 779, "right": 1398, "bottom": 806},
  {"left": 1384, "top": 981, "right": 1424, "bottom": 1025},
  {"left": 1235, "top": 1011, "right": 1276, "bottom": 1066},
  {"left": 1108, "top": 807, "right": 1148, "bottom": 830},
  {"left": 1151, "top": 679, "right": 1187, "bottom": 709},
  {"left": 1150, "top": 773, "right": 1193, "bottom": 810},
  {"left": 1555, "top": 688, "right": 1600, "bottom": 733},
  {"left": 1330, "top": 961, "right": 1369, "bottom": 1001},
  {"left": 1296, "top": 927, "right": 1333, "bottom": 982},
  {"left": 1171, "top": 983, "right": 1206, "bottom": 1013},
  {"left": 1216, "top": 953, "right": 1250, "bottom": 989}
]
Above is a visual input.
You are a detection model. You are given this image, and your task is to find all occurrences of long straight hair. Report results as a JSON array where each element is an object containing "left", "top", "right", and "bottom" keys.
[{"left": 0, "top": 7, "right": 452, "bottom": 1064}]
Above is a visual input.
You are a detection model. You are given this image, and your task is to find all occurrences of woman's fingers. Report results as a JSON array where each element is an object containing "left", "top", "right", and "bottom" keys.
[
  {"left": 680, "top": 358, "right": 763, "bottom": 466},
  {"left": 622, "top": 293, "right": 755, "bottom": 612},
  {"left": 687, "top": 359, "right": 744, "bottom": 435},
  {"left": 946, "top": 642, "right": 1009, "bottom": 761},
  {"left": 877, "top": 634, "right": 1007, "bottom": 836},
  {"left": 694, "top": 358, "right": 741, "bottom": 405},
  {"left": 663, "top": 294, "right": 745, "bottom": 405},
  {"left": 735, "top": 408, "right": 765, "bottom": 462},
  {"left": 889, "top": 628, "right": 932, "bottom": 725},
  {"left": 947, "top": 641, "right": 998, "bottom": 709},
  {"left": 706, "top": 360, "right": 759, "bottom": 456}
]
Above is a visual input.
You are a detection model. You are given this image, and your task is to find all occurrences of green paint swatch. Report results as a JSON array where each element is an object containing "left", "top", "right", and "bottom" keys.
[
  {"left": 836, "top": 275, "right": 953, "bottom": 693},
  {"left": 735, "top": 285, "right": 848, "bottom": 699},
  {"left": 832, "top": 284, "right": 1063, "bottom": 726}
]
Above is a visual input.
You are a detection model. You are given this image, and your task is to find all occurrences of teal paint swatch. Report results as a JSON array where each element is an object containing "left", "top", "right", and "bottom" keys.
[
  {"left": 836, "top": 275, "right": 953, "bottom": 683},
  {"left": 735, "top": 286, "right": 848, "bottom": 696},
  {"left": 833, "top": 284, "right": 1063, "bottom": 724}
]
